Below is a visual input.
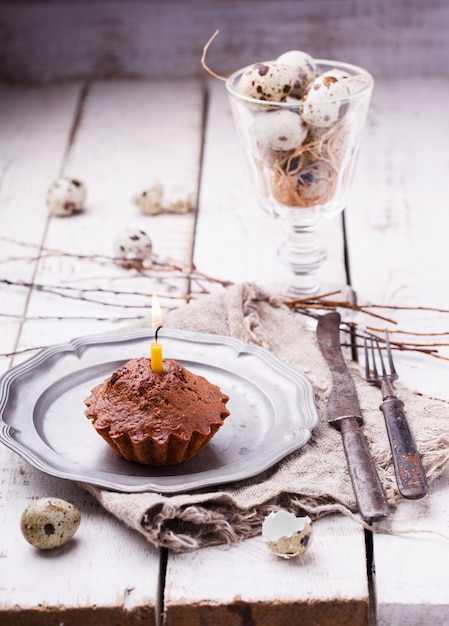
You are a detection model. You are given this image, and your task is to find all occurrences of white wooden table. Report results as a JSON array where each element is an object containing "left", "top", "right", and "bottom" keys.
[{"left": 1, "top": 75, "right": 449, "bottom": 626}]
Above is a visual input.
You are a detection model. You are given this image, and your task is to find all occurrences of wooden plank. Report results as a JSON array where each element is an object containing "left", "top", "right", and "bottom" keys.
[
  {"left": 0, "top": 80, "right": 169, "bottom": 626},
  {"left": 1, "top": 1, "right": 449, "bottom": 82},
  {"left": 194, "top": 79, "right": 347, "bottom": 294},
  {"left": 15, "top": 79, "right": 203, "bottom": 356},
  {"left": 0, "top": 81, "right": 197, "bottom": 624},
  {"left": 346, "top": 78, "right": 449, "bottom": 397},
  {"left": 374, "top": 484, "right": 449, "bottom": 626},
  {"left": 164, "top": 516, "right": 370, "bottom": 626},
  {"left": 0, "top": 446, "right": 159, "bottom": 626},
  {"left": 0, "top": 83, "right": 82, "bottom": 374},
  {"left": 194, "top": 79, "right": 286, "bottom": 288},
  {"left": 345, "top": 78, "right": 449, "bottom": 624}
]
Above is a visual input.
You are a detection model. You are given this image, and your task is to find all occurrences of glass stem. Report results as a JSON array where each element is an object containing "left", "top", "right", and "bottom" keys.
[{"left": 277, "top": 224, "right": 327, "bottom": 296}]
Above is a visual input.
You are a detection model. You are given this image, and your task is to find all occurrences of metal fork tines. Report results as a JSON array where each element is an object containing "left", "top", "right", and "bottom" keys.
[{"left": 364, "top": 332, "right": 429, "bottom": 500}]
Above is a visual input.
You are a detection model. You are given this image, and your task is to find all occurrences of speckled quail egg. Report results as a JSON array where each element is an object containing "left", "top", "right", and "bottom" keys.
[
  {"left": 20, "top": 497, "right": 81, "bottom": 550},
  {"left": 164, "top": 183, "right": 196, "bottom": 214},
  {"left": 254, "top": 109, "right": 308, "bottom": 152},
  {"left": 132, "top": 181, "right": 164, "bottom": 215},
  {"left": 236, "top": 61, "right": 294, "bottom": 102},
  {"left": 301, "top": 72, "right": 352, "bottom": 128},
  {"left": 262, "top": 510, "right": 313, "bottom": 559},
  {"left": 277, "top": 50, "right": 318, "bottom": 98},
  {"left": 113, "top": 228, "right": 152, "bottom": 266},
  {"left": 320, "top": 68, "right": 369, "bottom": 95},
  {"left": 320, "top": 67, "right": 351, "bottom": 81},
  {"left": 46, "top": 177, "right": 87, "bottom": 216}
]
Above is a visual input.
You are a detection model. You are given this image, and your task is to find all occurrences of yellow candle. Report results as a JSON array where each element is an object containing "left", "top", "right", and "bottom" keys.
[
  {"left": 151, "top": 293, "right": 164, "bottom": 374},
  {"left": 151, "top": 340, "right": 163, "bottom": 374}
]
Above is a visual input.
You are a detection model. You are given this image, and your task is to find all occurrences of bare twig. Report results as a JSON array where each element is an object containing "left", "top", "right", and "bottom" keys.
[
  {"left": 200, "top": 29, "right": 228, "bottom": 81},
  {"left": 2, "top": 237, "right": 449, "bottom": 363}
]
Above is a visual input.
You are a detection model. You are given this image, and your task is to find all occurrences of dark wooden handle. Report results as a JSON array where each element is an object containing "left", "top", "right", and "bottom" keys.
[
  {"left": 380, "top": 396, "right": 429, "bottom": 499},
  {"left": 339, "top": 418, "right": 389, "bottom": 522}
]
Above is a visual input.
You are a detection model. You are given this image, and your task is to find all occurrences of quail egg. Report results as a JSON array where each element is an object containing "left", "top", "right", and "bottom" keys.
[
  {"left": 277, "top": 50, "right": 318, "bottom": 98},
  {"left": 46, "top": 177, "right": 87, "bottom": 216},
  {"left": 320, "top": 68, "right": 369, "bottom": 95},
  {"left": 320, "top": 67, "right": 351, "bottom": 81},
  {"left": 236, "top": 61, "right": 294, "bottom": 102},
  {"left": 254, "top": 109, "right": 308, "bottom": 151},
  {"left": 132, "top": 181, "right": 164, "bottom": 215},
  {"left": 21, "top": 497, "right": 81, "bottom": 550},
  {"left": 262, "top": 510, "right": 313, "bottom": 559},
  {"left": 113, "top": 228, "right": 152, "bottom": 266},
  {"left": 301, "top": 73, "right": 352, "bottom": 128}
]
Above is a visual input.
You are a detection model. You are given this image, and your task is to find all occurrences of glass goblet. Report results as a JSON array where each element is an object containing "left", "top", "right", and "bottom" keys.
[{"left": 226, "top": 59, "right": 374, "bottom": 296}]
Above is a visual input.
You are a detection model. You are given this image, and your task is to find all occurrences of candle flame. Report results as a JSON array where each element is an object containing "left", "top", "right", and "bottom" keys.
[{"left": 152, "top": 293, "right": 163, "bottom": 330}]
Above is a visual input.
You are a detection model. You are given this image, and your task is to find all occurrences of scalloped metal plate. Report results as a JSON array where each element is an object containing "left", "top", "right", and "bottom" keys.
[{"left": 0, "top": 328, "right": 318, "bottom": 493}]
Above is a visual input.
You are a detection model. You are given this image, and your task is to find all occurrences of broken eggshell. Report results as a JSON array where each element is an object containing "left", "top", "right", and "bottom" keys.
[
  {"left": 20, "top": 497, "right": 81, "bottom": 550},
  {"left": 262, "top": 510, "right": 313, "bottom": 559},
  {"left": 164, "top": 183, "right": 196, "bottom": 214},
  {"left": 113, "top": 228, "right": 152, "bottom": 267},
  {"left": 46, "top": 177, "right": 87, "bottom": 216}
]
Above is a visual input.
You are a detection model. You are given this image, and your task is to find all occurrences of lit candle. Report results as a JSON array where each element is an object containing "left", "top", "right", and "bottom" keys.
[{"left": 151, "top": 293, "right": 164, "bottom": 373}]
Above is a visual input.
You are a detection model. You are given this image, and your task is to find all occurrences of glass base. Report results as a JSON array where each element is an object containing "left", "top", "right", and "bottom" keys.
[{"left": 283, "top": 277, "right": 323, "bottom": 297}]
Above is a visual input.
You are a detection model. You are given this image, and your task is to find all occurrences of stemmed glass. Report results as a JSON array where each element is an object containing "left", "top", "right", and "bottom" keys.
[{"left": 226, "top": 59, "right": 373, "bottom": 296}]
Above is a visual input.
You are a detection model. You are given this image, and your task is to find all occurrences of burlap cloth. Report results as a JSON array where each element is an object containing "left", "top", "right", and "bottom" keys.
[{"left": 83, "top": 283, "right": 449, "bottom": 551}]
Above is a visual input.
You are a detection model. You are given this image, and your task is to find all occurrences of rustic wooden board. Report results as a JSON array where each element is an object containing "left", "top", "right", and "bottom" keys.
[
  {"left": 0, "top": 446, "right": 159, "bottom": 626},
  {"left": 165, "top": 516, "right": 370, "bottom": 626},
  {"left": 1, "top": 0, "right": 449, "bottom": 82},
  {"left": 2, "top": 72, "right": 449, "bottom": 625},
  {"left": 346, "top": 78, "right": 449, "bottom": 398},
  {"left": 374, "top": 478, "right": 449, "bottom": 626},
  {"left": 0, "top": 83, "right": 82, "bottom": 374},
  {"left": 10, "top": 79, "right": 203, "bottom": 359},
  {"left": 194, "top": 79, "right": 286, "bottom": 288},
  {"left": 345, "top": 78, "right": 449, "bottom": 624},
  {"left": 0, "top": 79, "right": 204, "bottom": 625}
]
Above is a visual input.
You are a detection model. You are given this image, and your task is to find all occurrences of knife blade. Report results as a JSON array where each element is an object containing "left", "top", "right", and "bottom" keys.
[{"left": 317, "top": 311, "right": 389, "bottom": 522}]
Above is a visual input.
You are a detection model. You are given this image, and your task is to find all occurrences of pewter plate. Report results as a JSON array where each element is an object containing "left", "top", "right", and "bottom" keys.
[{"left": 0, "top": 328, "right": 318, "bottom": 493}]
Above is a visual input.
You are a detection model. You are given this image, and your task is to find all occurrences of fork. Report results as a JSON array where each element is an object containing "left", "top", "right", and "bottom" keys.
[{"left": 364, "top": 332, "right": 429, "bottom": 500}]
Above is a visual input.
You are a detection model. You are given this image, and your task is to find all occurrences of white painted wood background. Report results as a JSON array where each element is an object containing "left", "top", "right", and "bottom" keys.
[
  {"left": 1, "top": 3, "right": 449, "bottom": 624},
  {"left": 1, "top": 0, "right": 449, "bottom": 82}
]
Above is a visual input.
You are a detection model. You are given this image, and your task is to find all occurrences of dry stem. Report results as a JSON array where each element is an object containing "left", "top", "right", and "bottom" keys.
[
  {"left": 3, "top": 237, "right": 449, "bottom": 362},
  {"left": 201, "top": 29, "right": 228, "bottom": 81}
]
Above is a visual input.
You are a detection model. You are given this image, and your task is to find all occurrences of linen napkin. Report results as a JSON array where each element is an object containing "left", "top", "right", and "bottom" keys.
[{"left": 83, "top": 283, "right": 449, "bottom": 551}]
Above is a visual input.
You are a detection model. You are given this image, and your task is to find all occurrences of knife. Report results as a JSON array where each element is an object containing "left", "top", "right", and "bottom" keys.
[{"left": 317, "top": 311, "right": 389, "bottom": 522}]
